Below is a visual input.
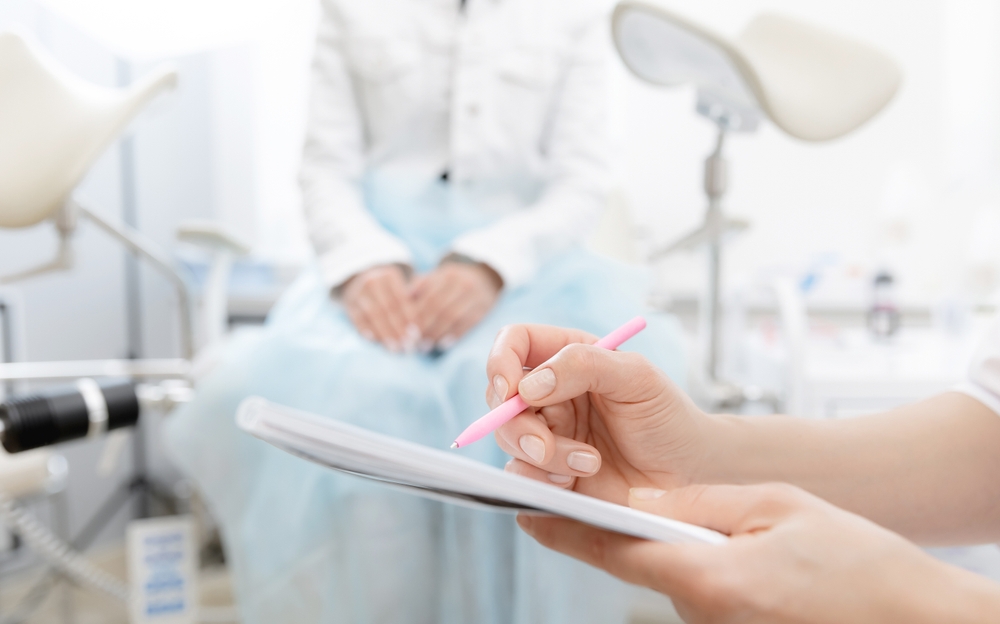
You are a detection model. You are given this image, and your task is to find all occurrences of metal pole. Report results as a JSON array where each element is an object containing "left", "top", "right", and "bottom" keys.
[
  {"left": 703, "top": 126, "right": 728, "bottom": 382},
  {"left": 75, "top": 203, "right": 195, "bottom": 360},
  {"left": 117, "top": 59, "right": 148, "bottom": 520},
  {"left": 0, "top": 300, "right": 13, "bottom": 398}
]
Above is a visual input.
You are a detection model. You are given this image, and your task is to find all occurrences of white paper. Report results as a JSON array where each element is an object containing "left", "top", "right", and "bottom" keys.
[{"left": 236, "top": 397, "right": 727, "bottom": 545}]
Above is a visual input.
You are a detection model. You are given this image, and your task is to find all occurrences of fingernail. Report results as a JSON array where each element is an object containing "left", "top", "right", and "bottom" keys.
[
  {"left": 418, "top": 339, "right": 434, "bottom": 354},
  {"left": 361, "top": 330, "right": 375, "bottom": 341},
  {"left": 517, "top": 514, "right": 533, "bottom": 531},
  {"left": 386, "top": 340, "right": 401, "bottom": 353},
  {"left": 519, "top": 434, "right": 545, "bottom": 463},
  {"left": 567, "top": 451, "right": 600, "bottom": 474},
  {"left": 488, "top": 391, "right": 501, "bottom": 410},
  {"left": 406, "top": 324, "right": 421, "bottom": 340},
  {"left": 493, "top": 375, "right": 509, "bottom": 402},
  {"left": 630, "top": 487, "right": 667, "bottom": 500},
  {"left": 504, "top": 459, "right": 515, "bottom": 471},
  {"left": 519, "top": 368, "right": 556, "bottom": 401},
  {"left": 438, "top": 335, "right": 457, "bottom": 350},
  {"left": 547, "top": 473, "right": 573, "bottom": 485}
]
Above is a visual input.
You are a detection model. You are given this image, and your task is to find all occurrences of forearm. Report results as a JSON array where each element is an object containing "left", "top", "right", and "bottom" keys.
[{"left": 699, "top": 392, "right": 1000, "bottom": 543}]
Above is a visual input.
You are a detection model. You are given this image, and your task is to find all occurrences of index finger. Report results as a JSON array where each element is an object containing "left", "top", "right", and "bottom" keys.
[{"left": 487, "top": 324, "right": 598, "bottom": 402}]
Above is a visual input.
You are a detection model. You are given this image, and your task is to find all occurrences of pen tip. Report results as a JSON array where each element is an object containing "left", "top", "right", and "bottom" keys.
[{"left": 450, "top": 442, "right": 459, "bottom": 449}]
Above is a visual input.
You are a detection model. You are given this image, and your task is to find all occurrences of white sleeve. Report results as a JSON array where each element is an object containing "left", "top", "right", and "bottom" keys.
[
  {"left": 299, "top": 1, "right": 412, "bottom": 291},
  {"left": 449, "top": 11, "right": 611, "bottom": 290},
  {"left": 954, "top": 317, "right": 1000, "bottom": 416}
]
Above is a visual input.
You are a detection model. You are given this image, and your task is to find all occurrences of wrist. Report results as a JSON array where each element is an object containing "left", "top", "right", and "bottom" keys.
[
  {"left": 441, "top": 253, "right": 503, "bottom": 291},
  {"left": 690, "top": 413, "right": 755, "bottom": 484},
  {"left": 877, "top": 554, "right": 1000, "bottom": 624}
]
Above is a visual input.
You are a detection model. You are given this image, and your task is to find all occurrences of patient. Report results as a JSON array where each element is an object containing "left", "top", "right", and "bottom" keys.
[
  {"left": 489, "top": 320, "right": 1000, "bottom": 622},
  {"left": 166, "top": 1, "right": 685, "bottom": 623}
]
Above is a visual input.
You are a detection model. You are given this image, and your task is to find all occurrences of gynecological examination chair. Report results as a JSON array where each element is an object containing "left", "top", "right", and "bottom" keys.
[
  {"left": 611, "top": 2, "right": 901, "bottom": 412},
  {"left": 0, "top": 29, "right": 243, "bottom": 622}
]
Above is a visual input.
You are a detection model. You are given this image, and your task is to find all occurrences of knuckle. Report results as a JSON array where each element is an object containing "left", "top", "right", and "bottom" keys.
[
  {"left": 695, "top": 569, "right": 746, "bottom": 611},
  {"left": 757, "top": 482, "right": 803, "bottom": 505},
  {"left": 677, "top": 484, "right": 712, "bottom": 510},
  {"left": 585, "top": 528, "right": 612, "bottom": 570},
  {"left": 559, "top": 342, "right": 595, "bottom": 371},
  {"left": 743, "top": 483, "right": 805, "bottom": 520}
]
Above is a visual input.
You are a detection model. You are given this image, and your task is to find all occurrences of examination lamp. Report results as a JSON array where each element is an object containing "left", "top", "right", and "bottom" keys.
[
  {"left": 611, "top": 2, "right": 901, "bottom": 407},
  {"left": 0, "top": 381, "right": 139, "bottom": 453}
]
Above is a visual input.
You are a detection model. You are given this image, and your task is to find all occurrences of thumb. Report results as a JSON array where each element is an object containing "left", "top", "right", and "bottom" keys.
[{"left": 628, "top": 483, "right": 815, "bottom": 537}]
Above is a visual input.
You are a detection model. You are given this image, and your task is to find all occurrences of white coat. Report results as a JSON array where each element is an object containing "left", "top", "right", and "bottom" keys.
[
  {"left": 959, "top": 318, "right": 1000, "bottom": 416},
  {"left": 299, "top": 0, "right": 612, "bottom": 290}
]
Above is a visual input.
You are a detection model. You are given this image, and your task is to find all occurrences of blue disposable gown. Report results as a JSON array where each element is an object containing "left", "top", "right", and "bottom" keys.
[{"left": 165, "top": 177, "right": 686, "bottom": 624}]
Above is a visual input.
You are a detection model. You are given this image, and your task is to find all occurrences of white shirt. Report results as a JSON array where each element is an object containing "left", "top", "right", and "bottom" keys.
[
  {"left": 957, "top": 318, "right": 1000, "bottom": 415},
  {"left": 299, "top": 0, "right": 612, "bottom": 290}
]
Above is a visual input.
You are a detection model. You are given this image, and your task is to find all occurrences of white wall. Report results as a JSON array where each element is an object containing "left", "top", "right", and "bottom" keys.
[{"left": 615, "top": 0, "right": 1000, "bottom": 306}]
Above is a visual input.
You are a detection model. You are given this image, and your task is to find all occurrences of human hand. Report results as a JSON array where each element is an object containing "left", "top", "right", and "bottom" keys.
[
  {"left": 341, "top": 264, "right": 418, "bottom": 352},
  {"left": 486, "top": 324, "right": 711, "bottom": 503},
  {"left": 517, "top": 483, "right": 1000, "bottom": 623},
  {"left": 410, "top": 259, "right": 502, "bottom": 350}
]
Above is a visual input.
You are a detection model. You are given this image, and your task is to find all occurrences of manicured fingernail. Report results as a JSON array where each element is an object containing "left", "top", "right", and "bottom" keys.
[
  {"left": 438, "top": 335, "right": 457, "bottom": 350},
  {"left": 630, "top": 487, "right": 667, "bottom": 500},
  {"left": 418, "top": 339, "right": 434, "bottom": 354},
  {"left": 504, "top": 459, "right": 515, "bottom": 471},
  {"left": 567, "top": 451, "right": 600, "bottom": 474},
  {"left": 519, "top": 434, "right": 545, "bottom": 463},
  {"left": 519, "top": 368, "right": 556, "bottom": 401},
  {"left": 406, "top": 324, "right": 421, "bottom": 339},
  {"left": 401, "top": 335, "right": 417, "bottom": 353},
  {"left": 547, "top": 473, "right": 573, "bottom": 485},
  {"left": 493, "top": 375, "right": 509, "bottom": 401},
  {"left": 386, "top": 340, "right": 401, "bottom": 353},
  {"left": 361, "top": 330, "right": 375, "bottom": 341},
  {"left": 488, "top": 391, "right": 501, "bottom": 410},
  {"left": 517, "top": 514, "right": 534, "bottom": 531}
]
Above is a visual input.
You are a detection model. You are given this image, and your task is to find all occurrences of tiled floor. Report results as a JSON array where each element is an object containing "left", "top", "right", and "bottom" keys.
[{"left": 0, "top": 547, "right": 236, "bottom": 624}]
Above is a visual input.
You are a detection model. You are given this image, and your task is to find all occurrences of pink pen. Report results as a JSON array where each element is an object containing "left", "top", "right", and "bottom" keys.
[{"left": 451, "top": 316, "right": 647, "bottom": 449}]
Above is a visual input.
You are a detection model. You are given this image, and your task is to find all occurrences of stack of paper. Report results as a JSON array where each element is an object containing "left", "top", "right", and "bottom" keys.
[{"left": 236, "top": 397, "right": 726, "bottom": 545}]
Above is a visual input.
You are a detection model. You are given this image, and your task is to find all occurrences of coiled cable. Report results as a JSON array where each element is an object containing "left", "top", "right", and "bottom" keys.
[{"left": 0, "top": 498, "right": 129, "bottom": 601}]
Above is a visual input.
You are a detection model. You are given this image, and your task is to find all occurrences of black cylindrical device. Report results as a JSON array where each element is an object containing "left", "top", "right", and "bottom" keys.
[{"left": 0, "top": 380, "right": 139, "bottom": 453}]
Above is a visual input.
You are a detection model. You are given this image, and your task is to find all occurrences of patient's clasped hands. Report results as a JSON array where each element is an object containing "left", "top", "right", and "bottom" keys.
[
  {"left": 341, "top": 261, "right": 502, "bottom": 353},
  {"left": 487, "top": 324, "right": 1000, "bottom": 623}
]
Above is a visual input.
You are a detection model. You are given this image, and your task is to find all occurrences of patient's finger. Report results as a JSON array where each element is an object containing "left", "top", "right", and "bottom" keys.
[
  {"left": 421, "top": 288, "right": 467, "bottom": 343},
  {"left": 434, "top": 297, "right": 482, "bottom": 346},
  {"left": 486, "top": 324, "right": 598, "bottom": 404},
  {"left": 384, "top": 270, "right": 416, "bottom": 325},
  {"left": 412, "top": 274, "right": 449, "bottom": 319},
  {"left": 348, "top": 307, "right": 375, "bottom": 342},
  {"left": 494, "top": 412, "right": 601, "bottom": 475},
  {"left": 504, "top": 458, "right": 577, "bottom": 488},
  {"left": 370, "top": 280, "right": 408, "bottom": 343},
  {"left": 364, "top": 298, "right": 401, "bottom": 351}
]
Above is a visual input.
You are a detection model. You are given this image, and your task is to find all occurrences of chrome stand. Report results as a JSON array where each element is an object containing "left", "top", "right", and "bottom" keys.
[{"left": 650, "top": 118, "right": 778, "bottom": 411}]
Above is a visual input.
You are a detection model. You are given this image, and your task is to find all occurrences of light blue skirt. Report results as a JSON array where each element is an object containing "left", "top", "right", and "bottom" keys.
[{"left": 165, "top": 177, "right": 686, "bottom": 624}]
